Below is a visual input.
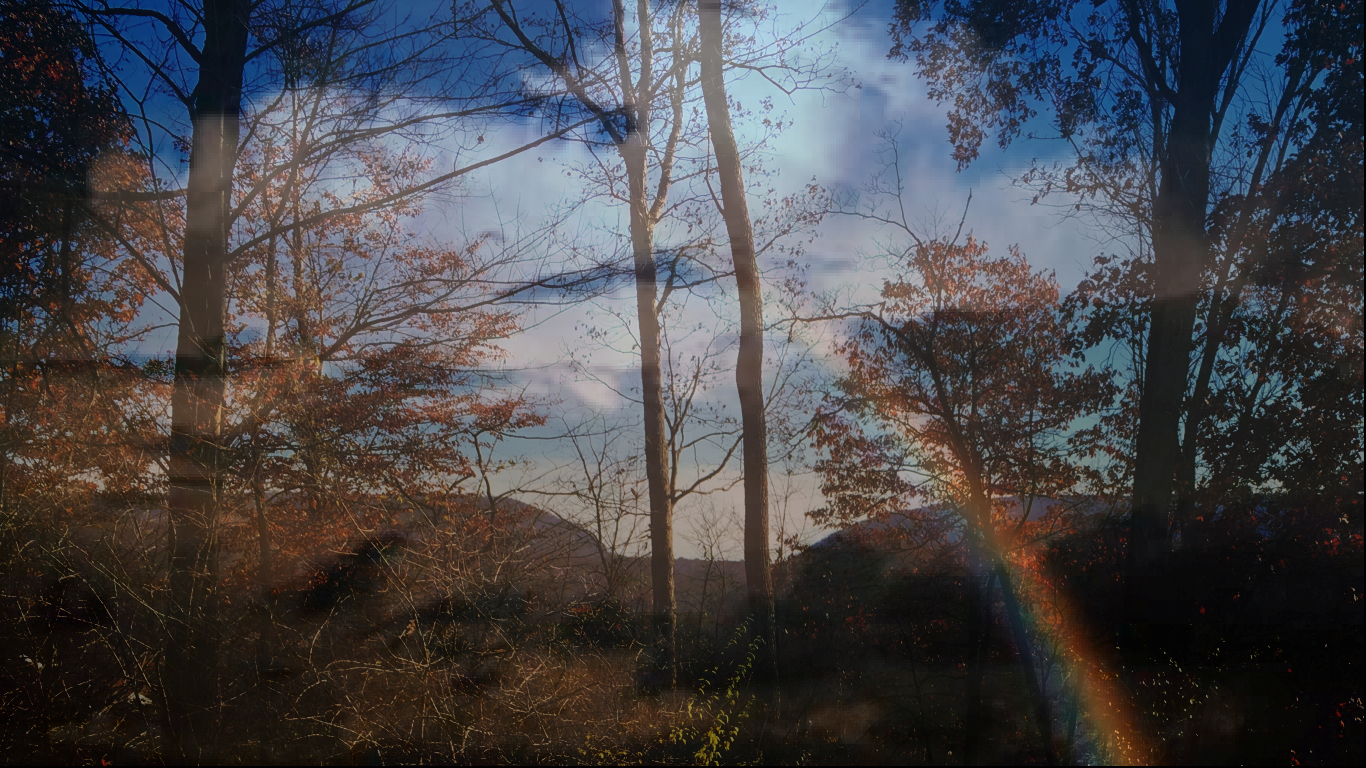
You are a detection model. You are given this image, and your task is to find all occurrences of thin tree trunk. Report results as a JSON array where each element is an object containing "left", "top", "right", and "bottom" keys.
[
  {"left": 611, "top": 0, "right": 676, "bottom": 689},
  {"left": 264, "top": 233, "right": 278, "bottom": 358},
  {"left": 1172, "top": 285, "right": 1231, "bottom": 543},
  {"left": 1172, "top": 132, "right": 1293, "bottom": 539},
  {"left": 1064, "top": 692, "right": 1080, "bottom": 765},
  {"left": 963, "top": 471, "right": 1055, "bottom": 763},
  {"left": 288, "top": 163, "right": 326, "bottom": 520},
  {"left": 163, "top": 0, "right": 249, "bottom": 760},
  {"left": 488, "top": 0, "right": 682, "bottom": 688},
  {"left": 698, "top": 0, "right": 776, "bottom": 682},
  {"left": 251, "top": 478, "right": 276, "bottom": 763}
]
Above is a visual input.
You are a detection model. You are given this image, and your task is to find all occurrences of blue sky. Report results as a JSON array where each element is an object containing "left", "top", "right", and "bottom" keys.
[
  {"left": 421, "top": 1, "right": 1110, "bottom": 554},
  {"left": 423, "top": 0, "right": 1104, "bottom": 380},
  {"left": 95, "top": 0, "right": 1115, "bottom": 557}
]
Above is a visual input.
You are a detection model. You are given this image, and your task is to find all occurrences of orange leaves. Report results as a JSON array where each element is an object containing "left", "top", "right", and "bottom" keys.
[
  {"left": 217, "top": 87, "right": 549, "bottom": 525},
  {"left": 816, "top": 235, "right": 1106, "bottom": 553},
  {"left": 0, "top": 356, "right": 168, "bottom": 522}
]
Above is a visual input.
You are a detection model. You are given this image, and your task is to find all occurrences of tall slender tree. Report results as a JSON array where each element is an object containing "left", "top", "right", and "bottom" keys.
[
  {"left": 697, "top": 0, "right": 775, "bottom": 676},
  {"left": 475, "top": 0, "right": 832, "bottom": 684},
  {"left": 481, "top": 0, "right": 684, "bottom": 682}
]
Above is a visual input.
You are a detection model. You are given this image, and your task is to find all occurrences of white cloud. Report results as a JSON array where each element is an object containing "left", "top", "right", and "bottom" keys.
[{"left": 432, "top": 0, "right": 1112, "bottom": 555}]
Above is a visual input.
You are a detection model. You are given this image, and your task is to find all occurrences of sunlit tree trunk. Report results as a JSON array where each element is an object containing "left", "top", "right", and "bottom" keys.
[
  {"left": 163, "top": 0, "right": 249, "bottom": 760},
  {"left": 492, "top": 0, "right": 684, "bottom": 683},
  {"left": 605, "top": 0, "right": 677, "bottom": 688},
  {"left": 698, "top": 0, "right": 776, "bottom": 679}
]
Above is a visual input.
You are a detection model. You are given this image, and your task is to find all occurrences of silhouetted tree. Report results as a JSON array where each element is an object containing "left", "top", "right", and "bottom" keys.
[{"left": 888, "top": 0, "right": 1268, "bottom": 620}]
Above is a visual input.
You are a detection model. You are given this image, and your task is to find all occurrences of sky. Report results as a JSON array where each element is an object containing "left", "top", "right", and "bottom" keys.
[
  {"left": 422, "top": 1, "right": 1106, "bottom": 555},
  {"left": 446, "top": 0, "right": 1101, "bottom": 377},
  {"left": 99, "top": 0, "right": 1114, "bottom": 558}
]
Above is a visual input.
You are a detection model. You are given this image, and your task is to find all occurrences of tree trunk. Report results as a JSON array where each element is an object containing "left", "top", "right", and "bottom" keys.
[
  {"left": 1125, "top": 0, "right": 1257, "bottom": 628},
  {"left": 611, "top": 0, "right": 676, "bottom": 689},
  {"left": 698, "top": 0, "right": 776, "bottom": 681},
  {"left": 994, "top": 563, "right": 1058, "bottom": 765},
  {"left": 1172, "top": 147, "right": 1291, "bottom": 540},
  {"left": 487, "top": 0, "right": 679, "bottom": 689},
  {"left": 964, "top": 474, "right": 1056, "bottom": 763},
  {"left": 251, "top": 478, "right": 277, "bottom": 763},
  {"left": 163, "top": 0, "right": 249, "bottom": 760}
]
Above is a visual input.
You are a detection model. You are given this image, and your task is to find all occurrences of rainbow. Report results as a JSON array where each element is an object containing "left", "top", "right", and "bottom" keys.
[{"left": 1002, "top": 548, "right": 1151, "bottom": 765}]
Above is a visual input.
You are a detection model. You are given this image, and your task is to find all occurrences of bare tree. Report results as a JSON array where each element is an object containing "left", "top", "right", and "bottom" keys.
[
  {"left": 476, "top": 0, "right": 704, "bottom": 684},
  {"left": 680, "top": 499, "right": 744, "bottom": 654},
  {"left": 474, "top": 0, "right": 836, "bottom": 686},
  {"left": 697, "top": 0, "right": 775, "bottom": 681},
  {"left": 556, "top": 413, "right": 651, "bottom": 601}
]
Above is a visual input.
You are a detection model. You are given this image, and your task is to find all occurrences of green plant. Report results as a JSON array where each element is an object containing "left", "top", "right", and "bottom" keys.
[{"left": 668, "top": 620, "right": 762, "bottom": 766}]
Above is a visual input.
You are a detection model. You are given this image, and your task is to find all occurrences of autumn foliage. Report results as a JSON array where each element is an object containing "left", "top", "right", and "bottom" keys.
[
  {"left": 812, "top": 237, "right": 1109, "bottom": 537},
  {"left": 0, "top": 0, "right": 1361, "bottom": 765}
]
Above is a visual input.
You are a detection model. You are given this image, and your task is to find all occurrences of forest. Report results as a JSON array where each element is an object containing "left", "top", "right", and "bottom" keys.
[{"left": 0, "top": 0, "right": 1360, "bottom": 764}]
